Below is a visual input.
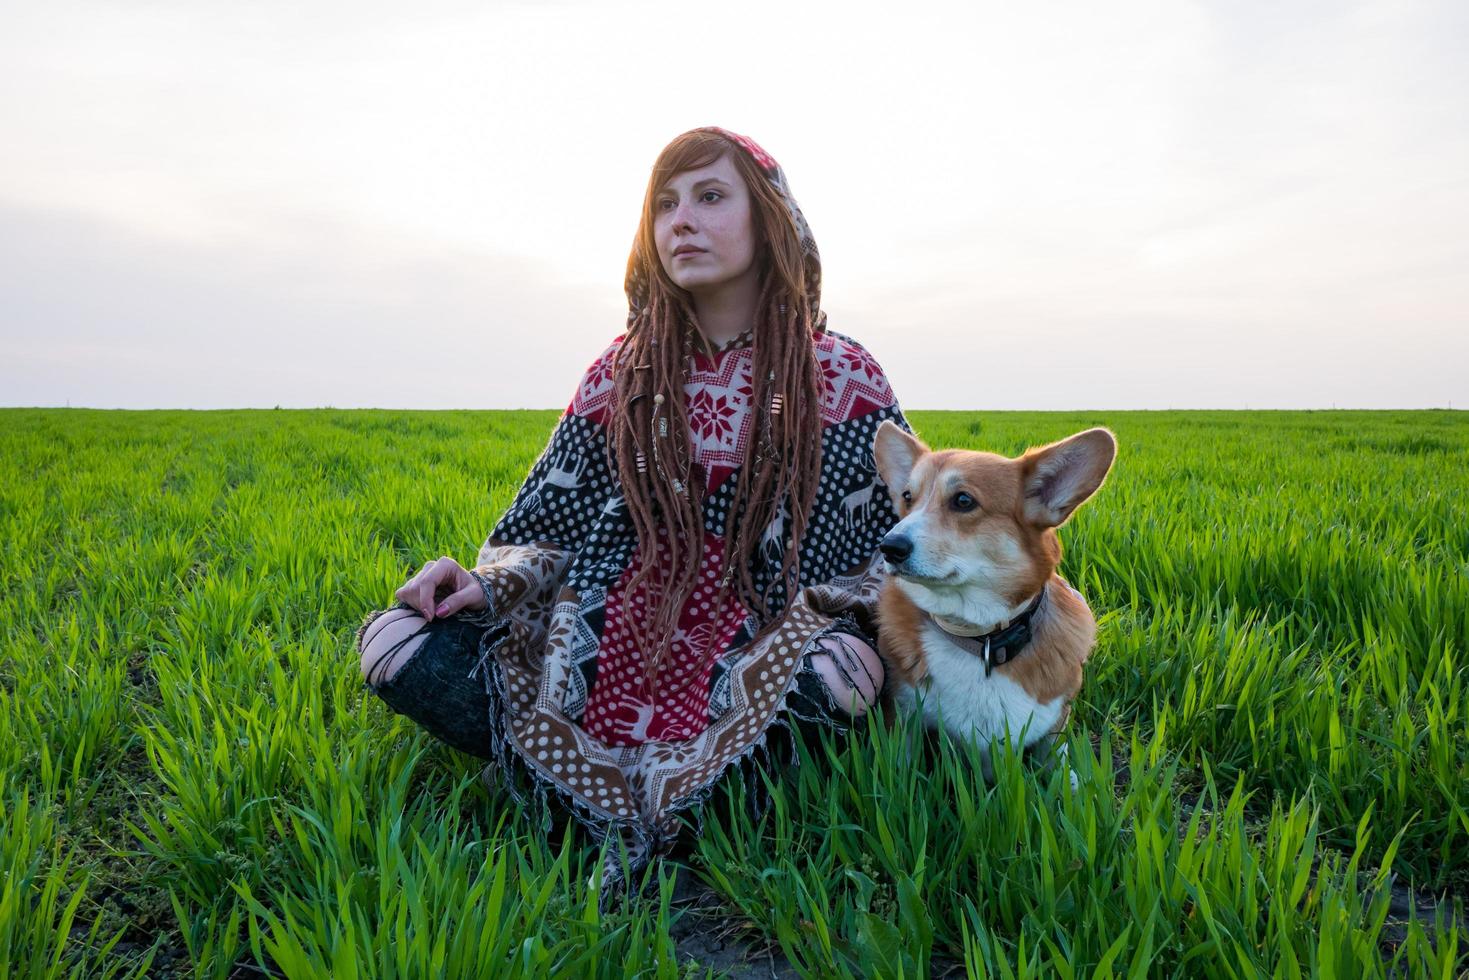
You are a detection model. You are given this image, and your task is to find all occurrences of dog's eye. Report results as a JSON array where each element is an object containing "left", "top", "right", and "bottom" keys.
[
  {"left": 900, "top": 489, "right": 912, "bottom": 504},
  {"left": 952, "top": 492, "right": 978, "bottom": 512}
]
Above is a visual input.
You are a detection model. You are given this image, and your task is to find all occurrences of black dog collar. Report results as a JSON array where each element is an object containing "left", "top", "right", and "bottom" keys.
[{"left": 924, "top": 587, "right": 1046, "bottom": 677}]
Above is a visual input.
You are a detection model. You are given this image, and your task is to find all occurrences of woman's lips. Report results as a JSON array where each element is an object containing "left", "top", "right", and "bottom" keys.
[{"left": 675, "top": 250, "right": 706, "bottom": 259}]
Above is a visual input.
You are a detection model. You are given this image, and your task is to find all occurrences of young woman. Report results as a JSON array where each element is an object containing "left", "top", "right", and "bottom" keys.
[{"left": 356, "top": 126, "right": 913, "bottom": 894}]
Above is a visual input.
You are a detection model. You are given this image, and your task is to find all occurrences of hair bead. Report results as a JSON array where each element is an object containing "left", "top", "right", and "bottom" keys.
[{"left": 652, "top": 391, "right": 669, "bottom": 437}]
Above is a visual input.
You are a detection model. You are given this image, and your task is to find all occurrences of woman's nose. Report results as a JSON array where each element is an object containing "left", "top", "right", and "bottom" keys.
[{"left": 671, "top": 200, "right": 696, "bottom": 233}]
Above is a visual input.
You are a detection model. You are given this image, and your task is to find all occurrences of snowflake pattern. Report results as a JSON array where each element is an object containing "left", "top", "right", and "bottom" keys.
[{"left": 687, "top": 387, "right": 738, "bottom": 447}]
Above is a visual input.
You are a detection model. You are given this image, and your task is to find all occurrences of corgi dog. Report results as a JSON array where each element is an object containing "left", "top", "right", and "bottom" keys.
[{"left": 871, "top": 421, "right": 1117, "bottom": 783}]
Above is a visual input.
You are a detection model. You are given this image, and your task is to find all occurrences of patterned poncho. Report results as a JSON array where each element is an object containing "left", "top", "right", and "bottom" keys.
[
  {"left": 469, "top": 325, "right": 910, "bottom": 889},
  {"left": 463, "top": 128, "right": 914, "bottom": 894}
]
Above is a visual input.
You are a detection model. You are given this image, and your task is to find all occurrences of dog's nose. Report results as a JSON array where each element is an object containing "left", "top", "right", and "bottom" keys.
[{"left": 879, "top": 534, "right": 913, "bottom": 564}]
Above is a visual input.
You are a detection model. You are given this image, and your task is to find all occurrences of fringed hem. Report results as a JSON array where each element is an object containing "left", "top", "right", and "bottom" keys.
[
  {"left": 463, "top": 570, "right": 505, "bottom": 629},
  {"left": 467, "top": 613, "right": 870, "bottom": 912},
  {"left": 466, "top": 623, "right": 660, "bottom": 911}
]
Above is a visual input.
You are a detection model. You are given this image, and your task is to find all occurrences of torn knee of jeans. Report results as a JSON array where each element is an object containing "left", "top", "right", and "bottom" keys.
[
  {"left": 809, "top": 631, "right": 883, "bottom": 716},
  {"left": 355, "top": 602, "right": 419, "bottom": 651},
  {"left": 360, "top": 613, "right": 437, "bottom": 689}
]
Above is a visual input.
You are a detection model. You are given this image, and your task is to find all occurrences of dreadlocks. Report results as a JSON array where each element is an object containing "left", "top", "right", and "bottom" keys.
[{"left": 606, "top": 128, "right": 827, "bottom": 698}]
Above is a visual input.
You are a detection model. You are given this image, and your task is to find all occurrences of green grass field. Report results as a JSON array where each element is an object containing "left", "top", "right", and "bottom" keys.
[{"left": 2, "top": 407, "right": 1466, "bottom": 977}]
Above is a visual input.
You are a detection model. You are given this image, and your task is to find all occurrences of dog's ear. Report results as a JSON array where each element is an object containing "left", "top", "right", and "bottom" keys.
[
  {"left": 873, "top": 420, "right": 928, "bottom": 500},
  {"left": 1021, "top": 427, "right": 1117, "bottom": 528}
]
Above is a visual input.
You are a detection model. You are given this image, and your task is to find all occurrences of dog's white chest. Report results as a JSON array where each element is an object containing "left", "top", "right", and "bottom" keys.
[{"left": 894, "top": 624, "right": 1065, "bottom": 749}]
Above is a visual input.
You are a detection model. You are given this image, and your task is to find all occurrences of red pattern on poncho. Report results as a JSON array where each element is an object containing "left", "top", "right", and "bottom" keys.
[{"left": 565, "top": 327, "right": 899, "bottom": 745}]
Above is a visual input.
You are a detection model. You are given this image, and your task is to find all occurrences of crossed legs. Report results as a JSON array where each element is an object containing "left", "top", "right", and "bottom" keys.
[{"left": 360, "top": 609, "right": 885, "bottom": 717}]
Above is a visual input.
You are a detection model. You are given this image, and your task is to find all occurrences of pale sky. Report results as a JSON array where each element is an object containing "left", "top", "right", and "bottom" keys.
[{"left": 2, "top": 0, "right": 1465, "bottom": 410}]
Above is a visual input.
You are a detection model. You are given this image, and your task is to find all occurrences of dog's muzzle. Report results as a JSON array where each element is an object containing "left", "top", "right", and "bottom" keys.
[{"left": 879, "top": 533, "right": 913, "bottom": 565}]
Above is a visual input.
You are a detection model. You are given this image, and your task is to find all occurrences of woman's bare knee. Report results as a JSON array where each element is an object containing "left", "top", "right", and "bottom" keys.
[
  {"left": 360, "top": 607, "right": 419, "bottom": 650},
  {"left": 810, "top": 633, "right": 884, "bottom": 716},
  {"left": 359, "top": 610, "right": 431, "bottom": 687}
]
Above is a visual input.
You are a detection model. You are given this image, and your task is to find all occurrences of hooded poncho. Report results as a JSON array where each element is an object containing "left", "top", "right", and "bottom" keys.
[{"left": 460, "top": 127, "right": 913, "bottom": 894}]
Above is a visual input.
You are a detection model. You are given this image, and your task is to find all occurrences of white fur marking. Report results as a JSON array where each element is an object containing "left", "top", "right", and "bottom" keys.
[{"left": 899, "top": 621, "right": 1065, "bottom": 755}]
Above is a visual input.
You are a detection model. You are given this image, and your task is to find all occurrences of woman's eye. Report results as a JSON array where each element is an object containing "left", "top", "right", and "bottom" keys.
[
  {"left": 657, "top": 199, "right": 673, "bottom": 210},
  {"left": 952, "top": 492, "right": 977, "bottom": 512},
  {"left": 701, "top": 191, "right": 721, "bottom": 203}
]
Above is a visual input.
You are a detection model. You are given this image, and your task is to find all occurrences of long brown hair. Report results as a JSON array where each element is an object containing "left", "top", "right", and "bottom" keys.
[{"left": 608, "top": 128, "right": 825, "bottom": 698}]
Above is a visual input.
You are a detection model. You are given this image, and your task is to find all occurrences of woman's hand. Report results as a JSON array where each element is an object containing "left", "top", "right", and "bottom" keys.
[{"left": 393, "top": 556, "right": 487, "bottom": 621}]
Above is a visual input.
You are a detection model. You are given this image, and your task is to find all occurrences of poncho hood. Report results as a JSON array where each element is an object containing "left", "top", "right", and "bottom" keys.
[{"left": 623, "top": 125, "right": 829, "bottom": 355}]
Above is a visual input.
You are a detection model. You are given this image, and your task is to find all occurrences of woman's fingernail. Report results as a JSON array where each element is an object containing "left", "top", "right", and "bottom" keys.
[{"left": 435, "top": 602, "right": 449, "bottom": 617}]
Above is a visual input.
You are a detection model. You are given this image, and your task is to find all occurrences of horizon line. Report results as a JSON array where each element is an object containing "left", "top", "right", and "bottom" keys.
[{"left": 1, "top": 404, "right": 1462, "bottom": 414}]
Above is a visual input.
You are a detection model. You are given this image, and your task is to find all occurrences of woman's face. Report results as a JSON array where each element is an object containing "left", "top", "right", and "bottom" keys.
[{"left": 653, "top": 153, "right": 758, "bottom": 295}]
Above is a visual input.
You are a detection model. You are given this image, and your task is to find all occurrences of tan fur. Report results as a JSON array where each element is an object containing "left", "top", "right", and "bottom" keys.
[
  {"left": 875, "top": 580, "right": 929, "bottom": 688},
  {"left": 872, "top": 423, "right": 1116, "bottom": 744}
]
